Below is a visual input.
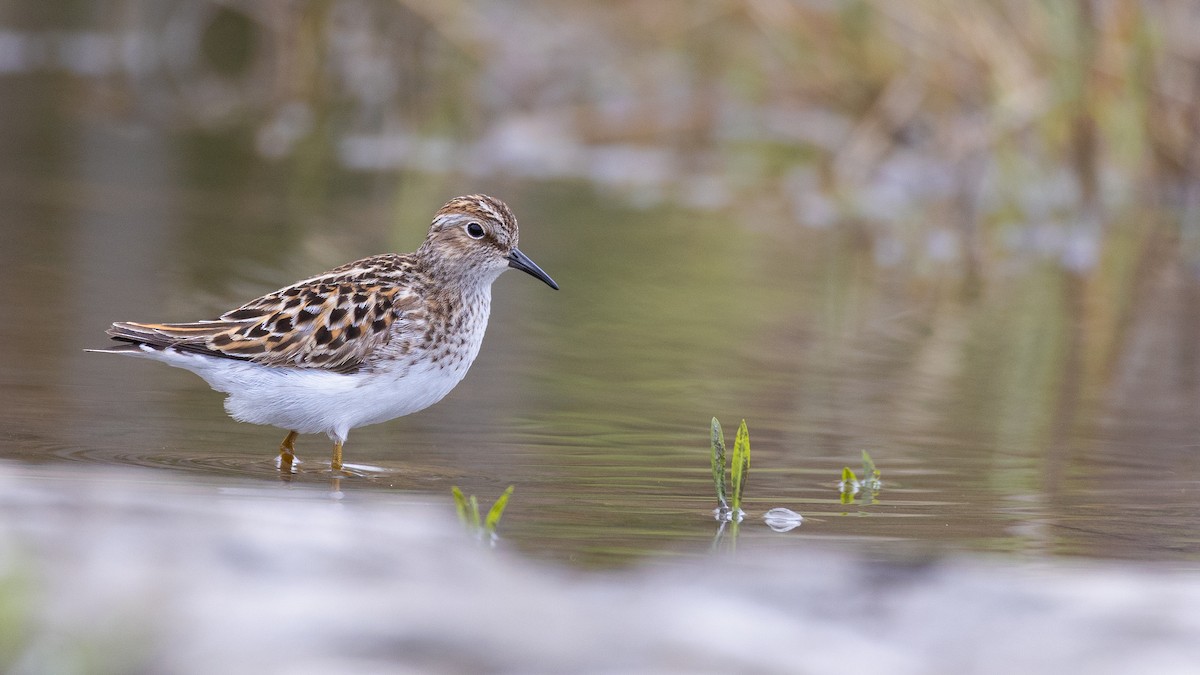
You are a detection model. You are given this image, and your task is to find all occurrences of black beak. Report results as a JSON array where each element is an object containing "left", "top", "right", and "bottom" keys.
[{"left": 507, "top": 248, "right": 559, "bottom": 290}]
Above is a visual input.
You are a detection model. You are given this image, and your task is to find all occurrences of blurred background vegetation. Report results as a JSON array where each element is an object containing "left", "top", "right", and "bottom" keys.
[{"left": 6, "top": 0, "right": 1200, "bottom": 275}]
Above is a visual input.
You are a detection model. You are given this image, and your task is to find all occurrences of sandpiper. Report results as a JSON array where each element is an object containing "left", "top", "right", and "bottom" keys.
[{"left": 91, "top": 194, "right": 558, "bottom": 471}]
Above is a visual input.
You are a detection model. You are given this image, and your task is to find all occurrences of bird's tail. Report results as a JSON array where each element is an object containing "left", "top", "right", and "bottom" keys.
[{"left": 87, "top": 320, "right": 230, "bottom": 358}]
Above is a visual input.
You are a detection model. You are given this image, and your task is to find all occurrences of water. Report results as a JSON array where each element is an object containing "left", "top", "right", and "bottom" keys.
[{"left": 3, "top": 88, "right": 1198, "bottom": 570}]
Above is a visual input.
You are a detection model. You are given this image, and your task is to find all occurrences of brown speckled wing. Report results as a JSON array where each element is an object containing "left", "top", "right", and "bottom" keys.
[{"left": 107, "top": 254, "right": 423, "bottom": 373}]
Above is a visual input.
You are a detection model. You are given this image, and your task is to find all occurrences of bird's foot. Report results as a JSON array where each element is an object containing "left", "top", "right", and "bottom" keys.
[{"left": 278, "top": 430, "right": 299, "bottom": 473}]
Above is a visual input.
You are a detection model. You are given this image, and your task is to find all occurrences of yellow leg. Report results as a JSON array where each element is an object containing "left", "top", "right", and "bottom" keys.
[
  {"left": 278, "top": 430, "right": 299, "bottom": 471},
  {"left": 331, "top": 441, "right": 343, "bottom": 471}
]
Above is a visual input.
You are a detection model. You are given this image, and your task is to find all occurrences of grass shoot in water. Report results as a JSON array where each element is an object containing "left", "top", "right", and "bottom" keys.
[
  {"left": 839, "top": 450, "right": 883, "bottom": 505},
  {"left": 451, "top": 485, "right": 515, "bottom": 544},
  {"left": 710, "top": 417, "right": 751, "bottom": 522}
]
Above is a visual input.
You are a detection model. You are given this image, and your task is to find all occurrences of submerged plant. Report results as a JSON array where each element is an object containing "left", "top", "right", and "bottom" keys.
[
  {"left": 451, "top": 485, "right": 514, "bottom": 543},
  {"left": 859, "top": 450, "right": 882, "bottom": 490},
  {"left": 839, "top": 450, "right": 883, "bottom": 505},
  {"left": 710, "top": 417, "right": 750, "bottom": 521},
  {"left": 709, "top": 417, "right": 806, "bottom": 550},
  {"left": 709, "top": 417, "right": 804, "bottom": 549},
  {"left": 838, "top": 466, "right": 860, "bottom": 496}
]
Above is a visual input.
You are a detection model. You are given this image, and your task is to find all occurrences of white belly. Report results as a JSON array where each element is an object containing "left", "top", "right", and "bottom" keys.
[{"left": 131, "top": 346, "right": 475, "bottom": 441}]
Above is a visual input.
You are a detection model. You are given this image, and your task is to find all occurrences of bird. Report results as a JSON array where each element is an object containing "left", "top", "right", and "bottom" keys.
[{"left": 90, "top": 194, "right": 558, "bottom": 472}]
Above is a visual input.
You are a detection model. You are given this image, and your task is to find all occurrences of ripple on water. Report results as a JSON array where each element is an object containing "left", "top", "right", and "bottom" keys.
[{"left": 4, "top": 432, "right": 468, "bottom": 490}]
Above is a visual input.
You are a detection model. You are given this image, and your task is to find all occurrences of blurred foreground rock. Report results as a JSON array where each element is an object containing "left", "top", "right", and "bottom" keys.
[{"left": 0, "top": 461, "right": 1196, "bottom": 675}]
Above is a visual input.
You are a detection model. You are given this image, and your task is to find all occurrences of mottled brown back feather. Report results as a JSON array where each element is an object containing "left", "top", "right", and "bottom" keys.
[{"left": 107, "top": 254, "right": 426, "bottom": 374}]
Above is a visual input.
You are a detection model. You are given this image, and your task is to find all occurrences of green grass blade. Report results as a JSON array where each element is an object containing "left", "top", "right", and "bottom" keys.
[
  {"left": 468, "top": 495, "right": 481, "bottom": 529},
  {"left": 711, "top": 417, "right": 728, "bottom": 509},
  {"left": 861, "top": 450, "right": 877, "bottom": 477},
  {"left": 731, "top": 419, "right": 751, "bottom": 512},
  {"left": 451, "top": 486, "right": 470, "bottom": 526},
  {"left": 841, "top": 466, "right": 857, "bottom": 484},
  {"left": 484, "top": 485, "right": 515, "bottom": 535}
]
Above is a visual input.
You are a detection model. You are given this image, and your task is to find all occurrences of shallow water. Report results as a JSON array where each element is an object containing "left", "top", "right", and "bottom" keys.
[
  {"left": 2, "top": 24, "right": 1200, "bottom": 574},
  {"left": 2, "top": 142, "right": 1197, "bottom": 572}
]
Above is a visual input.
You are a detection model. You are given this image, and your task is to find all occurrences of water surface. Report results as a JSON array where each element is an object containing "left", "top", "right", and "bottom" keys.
[{"left": 1, "top": 18, "right": 1199, "bottom": 571}]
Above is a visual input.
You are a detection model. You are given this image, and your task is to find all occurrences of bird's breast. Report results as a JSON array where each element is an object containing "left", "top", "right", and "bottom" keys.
[{"left": 371, "top": 289, "right": 492, "bottom": 376}]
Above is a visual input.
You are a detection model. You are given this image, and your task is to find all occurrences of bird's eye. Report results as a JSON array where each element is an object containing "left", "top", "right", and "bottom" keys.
[{"left": 465, "top": 222, "right": 486, "bottom": 239}]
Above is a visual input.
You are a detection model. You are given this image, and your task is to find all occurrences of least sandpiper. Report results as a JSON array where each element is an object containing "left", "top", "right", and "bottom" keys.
[{"left": 91, "top": 194, "right": 558, "bottom": 471}]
